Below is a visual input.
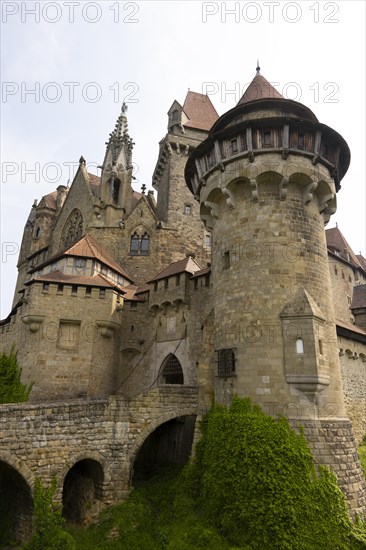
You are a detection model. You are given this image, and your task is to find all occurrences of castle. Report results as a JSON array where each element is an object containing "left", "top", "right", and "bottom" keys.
[{"left": 1, "top": 67, "right": 366, "bottom": 539}]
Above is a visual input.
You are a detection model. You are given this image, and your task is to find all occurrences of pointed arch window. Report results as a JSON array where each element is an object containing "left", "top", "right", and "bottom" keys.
[
  {"left": 130, "top": 233, "right": 140, "bottom": 256},
  {"left": 129, "top": 232, "right": 150, "bottom": 256},
  {"left": 140, "top": 233, "right": 150, "bottom": 256},
  {"left": 110, "top": 177, "right": 121, "bottom": 204},
  {"left": 160, "top": 354, "right": 184, "bottom": 385}
]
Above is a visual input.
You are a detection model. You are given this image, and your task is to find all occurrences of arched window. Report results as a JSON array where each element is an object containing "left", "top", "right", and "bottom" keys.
[
  {"left": 130, "top": 233, "right": 139, "bottom": 256},
  {"left": 63, "top": 209, "right": 83, "bottom": 248},
  {"left": 160, "top": 354, "right": 184, "bottom": 385},
  {"left": 110, "top": 177, "right": 121, "bottom": 204},
  {"left": 129, "top": 232, "right": 150, "bottom": 256},
  {"left": 296, "top": 338, "right": 304, "bottom": 354},
  {"left": 140, "top": 233, "right": 150, "bottom": 256}
]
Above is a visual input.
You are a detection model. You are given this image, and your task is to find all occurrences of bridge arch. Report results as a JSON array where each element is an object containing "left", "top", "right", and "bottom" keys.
[
  {"left": 61, "top": 451, "right": 109, "bottom": 525},
  {"left": 128, "top": 408, "right": 198, "bottom": 485},
  {"left": 0, "top": 453, "right": 34, "bottom": 544}
]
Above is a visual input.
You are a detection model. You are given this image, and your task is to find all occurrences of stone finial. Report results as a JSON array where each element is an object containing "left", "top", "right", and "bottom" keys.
[
  {"left": 79, "top": 156, "right": 86, "bottom": 165},
  {"left": 141, "top": 184, "right": 146, "bottom": 195},
  {"left": 256, "top": 60, "right": 260, "bottom": 75}
]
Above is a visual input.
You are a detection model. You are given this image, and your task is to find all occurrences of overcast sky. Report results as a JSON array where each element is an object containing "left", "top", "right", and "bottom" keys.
[{"left": 1, "top": 0, "right": 365, "bottom": 317}]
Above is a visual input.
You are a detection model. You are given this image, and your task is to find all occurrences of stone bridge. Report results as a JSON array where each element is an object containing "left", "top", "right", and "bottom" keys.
[{"left": 0, "top": 386, "right": 199, "bottom": 543}]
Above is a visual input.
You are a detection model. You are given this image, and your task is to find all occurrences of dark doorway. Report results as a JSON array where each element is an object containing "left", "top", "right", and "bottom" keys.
[
  {"left": 0, "top": 461, "right": 33, "bottom": 546},
  {"left": 132, "top": 415, "right": 196, "bottom": 485},
  {"left": 62, "top": 459, "right": 104, "bottom": 525}
]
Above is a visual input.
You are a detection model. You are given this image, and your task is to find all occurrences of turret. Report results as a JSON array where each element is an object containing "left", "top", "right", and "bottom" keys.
[
  {"left": 185, "top": 65, "right": 366, "bottom": 516},
  {"left": 185, "top": 65, "right": 350, "bottom": 413}
]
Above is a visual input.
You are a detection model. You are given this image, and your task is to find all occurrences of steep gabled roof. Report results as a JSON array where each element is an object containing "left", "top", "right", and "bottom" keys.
[
  {"left": 147, "top": 256, "right": 202, "bottom": 283},
  {"left": 351, "top": 285, "right": 366, "bottom": 310},
  {"left": 183, "top": 91, "right": 219, "bottom": 131},
  {"left": 237, "top": 71, "right": 283, "bottom": 105},
  {"left": 326, "top": 226, "right": 362, "bottom": 269},
  {"left": 29, "top": 234, "right": 134, "bottom": 282}
]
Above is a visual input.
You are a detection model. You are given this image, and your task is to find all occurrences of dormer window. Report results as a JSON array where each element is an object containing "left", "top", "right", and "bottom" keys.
[{"left": 172, "top": 110, "right": 179, "bottom": 122}]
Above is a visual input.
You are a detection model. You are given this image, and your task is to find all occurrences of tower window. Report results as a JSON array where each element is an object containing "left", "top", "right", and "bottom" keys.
[
  {"left": 34, "top": 227, "right": 41, "bottom": 239},
  {"left": 205, "top": 233, "right": 212, "bottom": 248},
  {"left": 176, "top": 275, "right": 180, "bottom": 286},
  {"left": 231, "top": 139, "right": 238, "bottom": 154},
  {"left": 223, "top": 251, "right": 230, "bottom": 269},
  {"left": 184, "top": 204, "right": 192, "bottom": 215},
  {"left": 172, "top": 110, "right": 179, "bottom": 122},
  {"left": 298, "top": 133, "right": 305, "bottom": 149},
  {"left": 318, "top": 339, "right": 324, "bottom": 355},
  {"left": 216, "top": 348, "right": 236, "bottom": 378},
  {"left": 296, "top": 338, "right": 304, "bottom": 354}
]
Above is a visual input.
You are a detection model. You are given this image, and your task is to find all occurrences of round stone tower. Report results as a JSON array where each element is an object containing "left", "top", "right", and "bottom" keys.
[{"left": 185, "top": 66, "right": 365, "bottom": 515}]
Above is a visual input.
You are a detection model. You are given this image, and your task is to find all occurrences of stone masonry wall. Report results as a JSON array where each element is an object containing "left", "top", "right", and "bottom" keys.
[{"left": 0, "top": 387, "right": 199, "bottom": 505}]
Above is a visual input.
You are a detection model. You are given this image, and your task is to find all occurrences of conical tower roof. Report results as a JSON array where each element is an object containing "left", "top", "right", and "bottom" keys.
[{"left": 237, "top": 66, "right": 283, "bottom": 105}]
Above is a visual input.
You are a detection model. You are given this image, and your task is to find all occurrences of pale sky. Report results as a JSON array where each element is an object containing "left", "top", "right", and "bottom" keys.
[{"left": 1, "top": 0, "right": 365, "bottom": 317}]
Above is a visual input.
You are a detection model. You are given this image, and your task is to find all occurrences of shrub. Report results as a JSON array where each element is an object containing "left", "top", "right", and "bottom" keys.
[
  {"left": 22, "top": 478, "right": 75, "bottom": 550},
  {"left": 0, "top": 344, "right": 33, "bottom": 403}
]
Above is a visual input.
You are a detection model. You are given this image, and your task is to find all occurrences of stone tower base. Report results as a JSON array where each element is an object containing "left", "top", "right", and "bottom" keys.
[{"left": 289, "top": 418, "right": 366, "bottom": 517}]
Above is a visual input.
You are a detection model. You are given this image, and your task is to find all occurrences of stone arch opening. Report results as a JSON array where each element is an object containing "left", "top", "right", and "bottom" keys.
[
  {"left": 132, "top": 415, "right": 196, "bottom": 485},
  {"left": 159, "top": 353, "right": 184, "bottom": 385},
  {"left": 0, "top": 461, "right": 34, "bottom": 545},
  {"left": 62, "top": 459, "right": 104, "bottom": 525}
]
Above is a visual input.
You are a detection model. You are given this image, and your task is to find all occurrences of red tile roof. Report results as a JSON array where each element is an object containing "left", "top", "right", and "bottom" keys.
[
  {"left": 29, "top": 234, "right": 134, "bottom": 282},
  {"left": 27, "top": 270, "right": 120, "bottom": 289},
  {"left": 190, "top": 266, "right": 211, "bottom": 278},
  {"left": 336, "top": 318, "right": 366, "bottom": 337},
  {"left": 326, "top": 227, "right": 362, "bottom": 269},
  {"left": 147, "top": 256, "right": 202, "bottom": 283},
  {"left": 351, "top": 285, "right": 366, "bottom": 310},
  {"left": 183, "top": 91, "right": 219, "bottom": 131},
  {"left": 237, "top": 73, "right": 283, "bottom": 105}
]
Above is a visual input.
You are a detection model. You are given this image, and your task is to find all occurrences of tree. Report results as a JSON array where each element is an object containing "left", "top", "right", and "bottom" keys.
[{"left": 0, "top": 344, "right": 33, "bottom": 403}]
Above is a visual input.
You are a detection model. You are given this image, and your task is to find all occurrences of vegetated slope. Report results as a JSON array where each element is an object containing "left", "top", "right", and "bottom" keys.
[{"left": 70, "top": 397, "right": 366, "bottom": 550}]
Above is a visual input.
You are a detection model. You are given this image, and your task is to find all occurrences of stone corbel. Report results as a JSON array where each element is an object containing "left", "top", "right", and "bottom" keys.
[
  {"left": 250, "top": 178, "right": 259, "bottom": 202},
  {"left": 204, "top": 201, "right": 219, "bottom": 220},
  {"left": 319, "top": 193, "right": 335, "bottom": 214},
  {"left": 200, "top": 213, "right": 214, "bottom": 230},
  {"left": 303, "top": 181, "right": 318, "bottom": 204},
  {"left": 222, "top": 187, "right": 235, "bottom": 209},
  {"left": 96, "top": 320, "right": 120, "bottom": 338},
  {"left": 21, "top": 315, "right": 45, "bottom": 333},
  {"left": 279, "top": 176, "right": 289, "bottom": 200}
]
